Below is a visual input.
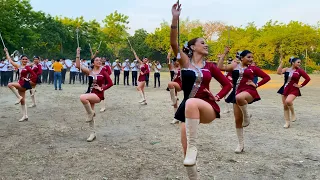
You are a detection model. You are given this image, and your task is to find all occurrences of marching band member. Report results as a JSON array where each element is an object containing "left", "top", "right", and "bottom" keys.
[
  {"left": 153, "top": 61, "right": 162, "bottom": 88},
  {"left": 7, "top": 60, "right": 14, "bottom": 83},
  {"left": 112, "top": 59, "right": 121, "bottom": 85},
  {"left": 101, "top": 57, "right": 112, "bottom": 75},
  {"left": 122, "top": 59, "right": 131, "bottom": 86},
  {"left": 5, "top": 48, "right": 37, "bottom": 122},
  {"left": 105, "top": 58, "right": 111, "bottom": 66},
  {"left": 131, "top": 48, "right": 149, "bottom": 105},
  {"left": 99, "top": 57, "right": 112, "bottom": 113},
  {"left": 168, "top": 58, "right": 182, "bottom": 124},
  {"left": 48, "top": 59, "right": 54, "bottom": 84},
  {"left": 105, "top": 58, "right": 112, "bottom": 75},
  {"left": 170, "top": 3, "right": 232, "bottom": 179},
  {"left": 220, "top": 49, "right": 271, "bottom": 153},
  {"left": 76, "top": 47, "right": 113, "bottom": 142},
  {"left": 145, "top": 59, "right": 151, "bottom": 87},
  {"left": 80, "top": 59, "right": 88, "bottom": 85},
  {"left": 61, "top": 58, "right": 67, "bottom": 84},
  {"left": 0, "top": 59, "right": 7, "bottom": 86},
  {"left": 131, "top": 59, "right": 139, "bottom": 86},
  {"left": 29, "top": 56, "right": 42, "bottom": 108},
  {"left": 100, "top": 57, "right": 112, "bottom": 112},
  {"left": 68, "top": 60, "right": 78, "bottom": 84},
  {"left": 14, "top": 60, "right": 20, "bottom": 81},
  {"left": 41, "top": 59, "right": 49, "bottom": 83},
  {"left": 277, "top": 57, "right": 310, "bottom": 128}
]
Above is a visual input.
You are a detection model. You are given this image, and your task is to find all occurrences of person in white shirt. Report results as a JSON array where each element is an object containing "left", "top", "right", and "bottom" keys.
[
  {"left": 7, "top": 61, "right": 14, "bottom": 83},
  {"left": 122, "top": 59, "right": 131, "bottom": 86},
  {"left": 145, "top": 60, "right": 151, "bottom": 87},
  {"left": 152, "top": 61, "right": 162, "bottom": 88},
  {"left": 0, "top": 59, "right": 9, "bottom": 86},
  {"left": 79, "top": 59, "right": 88, "bottom": 84},
  {"left": 61, "top": 58, "right": 67, "bottom": 84},
  {"left": 0, "top": 59, "right": 4, "bottom": 86},
  {"left": 112, "top": 59, "right": 121, "bottom": 85},
  {"left": 41, "top": 59, "right": 49, "bottom": 83},
  {"left": 130, "top": 59, "right": 139, "bottom": 86},
  {"left": 105, "top": 58, "right": 111, "bottom": 67},
  {"left": 48, "top": 59, "right": 54, "bottom": 84},
  {"left": 68, "top": 60, "right": 78, "bottom": 84}
]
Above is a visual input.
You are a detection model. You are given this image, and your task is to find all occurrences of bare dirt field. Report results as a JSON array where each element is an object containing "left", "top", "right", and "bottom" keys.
[{"left": 0, "top": 72, "right": 319, "bottom": 180}]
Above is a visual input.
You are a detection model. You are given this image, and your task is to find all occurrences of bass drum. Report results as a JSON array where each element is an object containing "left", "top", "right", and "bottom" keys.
[{"left": 65, "top": 59, "right": 72, "bottom": 67}]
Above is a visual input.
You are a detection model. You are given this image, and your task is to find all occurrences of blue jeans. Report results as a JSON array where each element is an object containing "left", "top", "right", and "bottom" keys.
[{"left": 54, "top": 72, "right": 62, "bottom": 90}]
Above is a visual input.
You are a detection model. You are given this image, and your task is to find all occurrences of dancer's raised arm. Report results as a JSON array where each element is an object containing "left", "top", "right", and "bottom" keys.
[
  {"left": 217, "top": 47, "right": 234, "bottom": 72},
  {"left": 4, "top": 48, "right": 19, "bottom": 69},
  {"left": 75, "top": 47, "right": 89, "bottom": 76},
  {"left": 131, "top": 48, "right": 142, "bottom": 64},
  {"left": 277, "top": 57, "right": 286, "bottom": 75},
  {"left": 170, "top": 3, "right": 189, "bottom": 68}
]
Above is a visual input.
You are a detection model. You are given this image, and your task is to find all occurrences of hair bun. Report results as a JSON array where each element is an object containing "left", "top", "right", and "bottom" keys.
[
  {"left": 236, "top": 51, "right": 242, "bottom": 59},
  {"left": 289, "top": 56, "right": 295, "bottom": 63}
]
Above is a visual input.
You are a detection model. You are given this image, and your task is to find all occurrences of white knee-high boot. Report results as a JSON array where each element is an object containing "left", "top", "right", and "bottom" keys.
[
  {"left": 87, "top": 119, "right": 96, "bottom": 142},
  {"left": 19, "top": 104, "right": 28, "bottom": 122},
  {"left": 83, "top": 103, "right": 94, "bottom": 122},
  {"left": 287, "top": 105, "right": 296, "bottom": 122},
  {"left": 183, "top": 118, "right": 199, "bottom": 166},
  {"left": 283, "top": 105, "right": 290, "bottom": 128},
  {"left": 239, "top": 104, "right": 250, "bottom": 127},
  {"left": 10, "top": 87, "right": 22, "bottom": 105},
  {"left": 186, "top": 164, "right": 199, "bottom": 180},
  {"left": 140, "top": 91, "right": 147, "bottom": 105},
  {"left": 100, "top": 100, "right": 106, "bottom": 112},
  {"left": 169, "top": 88, "right": 177, "bottom": 106},
  {"left": 138, "top": 91, "right": 145, "bottom": 103},
  {"left": 29, "top": 89, "right": 36, "bottom": 108},
  {"left": 235, "top": 128, "right": 244, "bottom": 153}
]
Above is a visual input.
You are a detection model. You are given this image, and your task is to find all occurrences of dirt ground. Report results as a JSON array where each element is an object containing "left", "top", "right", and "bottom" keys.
[{"left": 0, "top": 72, "right": 319, "bottom": 180}]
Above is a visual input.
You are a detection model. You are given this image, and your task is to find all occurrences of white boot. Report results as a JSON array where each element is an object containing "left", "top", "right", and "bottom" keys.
[
  {"left": 140, "top": 92, "right": 147, "bottom": 105},
  {"left": 10, "top": 87, "right": 23, "bottom": 105},
  {"left": 169, "top": 88, "right": 178, "bottom": 106},
  {"left": 288, "top": 105, "right": 296, "bottom": 122},
  {"left": 171, "top": 107, "right": 179, "bottom": 124},
  {"left": 186, "top": 164, "right": 199, "bottom": 180},
  {"left": 283, "top": 106, "right": 290, "bottom": 128},
  {"left": 19, "top": 104, "right": 28, "bottom": 122},
  {"left": 83, "top": 103, "right": 94, "bottom": 122},
  {"left": 183, "top": 118, "right": 199, "bottom": 166},
  {"left": 138, "top": 91, "right": 145, "bottom": 103},
  {"left": 235, "top": 128, "right": 244, "bottom": 153},
  {"left": 239, "top": 105, "right": 250, "bottom": 127},
  {"left": 100, "top": 100, "right": 106, "bottom": 112},
  {"left": 87, "top": 120, "right": 96, "bottom": 142},
  {"left": 29, "top": 90, "right": 36, "bottom": 108}
]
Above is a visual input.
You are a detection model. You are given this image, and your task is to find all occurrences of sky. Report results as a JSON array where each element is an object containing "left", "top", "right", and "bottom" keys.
[{"left": 30, "top": 0, "right": 320, "bottom": 34}]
